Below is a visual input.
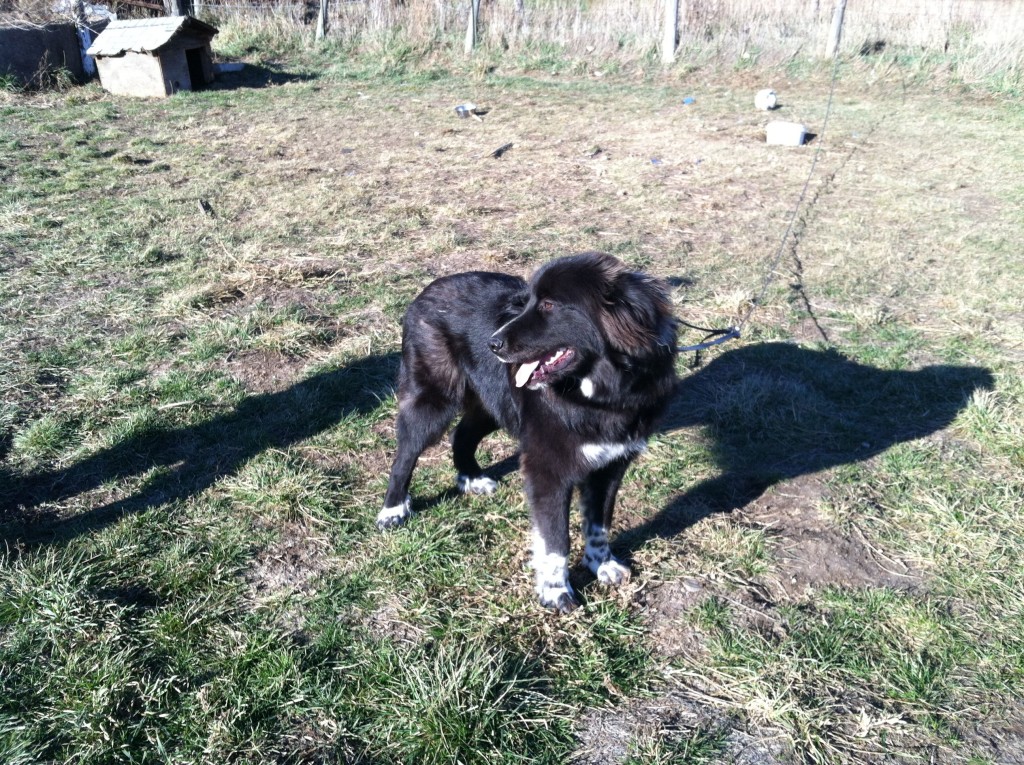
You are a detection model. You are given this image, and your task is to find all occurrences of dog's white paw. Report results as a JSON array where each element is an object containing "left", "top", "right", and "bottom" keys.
[
  {"left": 532, "top": 531, "right": 578, "bottom": 613},
  {"left": 538, "top": 583, "right": 580, "bottom": 613},
  {"left": 583, "top": 522, "right": 625, "bottom": 583},
  {"left": 376, "top": 496, "right": 412, "bottom": 530},
  {"left": 457, "top": 474, "right": 498, "bottom": 495},
  {"left": 595, "top": 558, "right": 631, "bottom": 586}
]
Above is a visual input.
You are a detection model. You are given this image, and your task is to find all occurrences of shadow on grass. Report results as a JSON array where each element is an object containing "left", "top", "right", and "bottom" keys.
[
  {"left": 618, "top": 342, "right": 994, "bottom": 552},
  {"left": 3, "top": 352, "right": 399, "bottom": 549},
  {"left": 3, "top": 344, "right": 994, "bottom": 557},
  {"left": 207, "top": 63, "right": 318, "bottom": 91}
]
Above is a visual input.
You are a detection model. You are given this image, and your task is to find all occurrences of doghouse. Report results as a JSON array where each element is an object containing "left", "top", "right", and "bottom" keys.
[{"left": 87, "top": 16, "right": 218, "bottom": 98}]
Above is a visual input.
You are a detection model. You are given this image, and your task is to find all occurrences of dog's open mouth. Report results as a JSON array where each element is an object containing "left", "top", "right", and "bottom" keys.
[{"left": 514, "top": 348, "right": 575, "bottom": 388}]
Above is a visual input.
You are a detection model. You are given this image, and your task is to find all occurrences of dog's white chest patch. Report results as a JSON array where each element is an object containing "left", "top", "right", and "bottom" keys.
[{"left": 580, "top": 440, "right": 646, "bottom": 467}]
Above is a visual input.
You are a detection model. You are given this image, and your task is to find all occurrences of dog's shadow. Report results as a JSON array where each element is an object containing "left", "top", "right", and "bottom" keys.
[
  {"left": 416, "top": 342, "right": 992, "bottom": 568},
  {"left": 4, "top": 344, "right": 994, "bottom": 568},
  {"left": 617, "top": 342, "right": 993, "bottom": 552},
  {"left": 2, "top": 353, "right": 400, "bottom": 549}
]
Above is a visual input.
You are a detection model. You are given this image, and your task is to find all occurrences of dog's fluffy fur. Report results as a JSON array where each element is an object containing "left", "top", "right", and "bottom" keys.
[{"left": 378, "top": 252, "right": 678, "bottom": 612}]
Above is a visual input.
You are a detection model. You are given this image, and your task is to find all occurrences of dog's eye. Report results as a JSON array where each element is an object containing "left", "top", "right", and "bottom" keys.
[{"left": 539, "top": 299, "right": 555, "bottom": 312}]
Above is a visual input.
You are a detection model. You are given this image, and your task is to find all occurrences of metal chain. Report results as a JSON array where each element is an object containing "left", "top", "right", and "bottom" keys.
[{"left": 677, "top": 52, "right": 843, "bottom": 354}]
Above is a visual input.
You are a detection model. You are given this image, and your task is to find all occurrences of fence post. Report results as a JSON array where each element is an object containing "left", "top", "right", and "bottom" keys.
[
  {"left": 825, "top": 0, "right": 847, "bottom": 58},
  {"left": 515, "top": 0, "right": 527, "bottom": 37},
  {"left": 316, "top": 0, "right": 328, "bottom": 40},
  {"left": 942, "top": 0, "right": 955, "bottom": 50},
  {"left": 662, "top": 0, "right": 679, "bottom": 64},
  {"left": 464, "top": 0, "right": 480, "bottom": 55}
]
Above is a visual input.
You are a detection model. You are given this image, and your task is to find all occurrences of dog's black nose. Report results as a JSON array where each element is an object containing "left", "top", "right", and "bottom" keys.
[{"left": 488, "top": 337, "right": 504, "bottom": 354}]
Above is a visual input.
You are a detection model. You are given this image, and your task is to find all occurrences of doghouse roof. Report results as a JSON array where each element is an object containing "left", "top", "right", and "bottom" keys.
[{"left": 87, "top": 16, "right": 218, "bottom": 57}]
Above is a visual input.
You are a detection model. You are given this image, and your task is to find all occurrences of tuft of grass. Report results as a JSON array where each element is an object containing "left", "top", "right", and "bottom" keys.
[
  {"left": 625, "top": 723, "right": 728, "bottom": 765},
  {"left": 222, "top": 451, "right": 349, "bottom": 525},
  {"left": 345, "top": 638, "right": 573, "bottom": 764},
  {"left": 544, "top": 599, "right": 657, "bottom": 705},
  {"left": 11, "top": 413, "right": 80, "bottom": 462}
]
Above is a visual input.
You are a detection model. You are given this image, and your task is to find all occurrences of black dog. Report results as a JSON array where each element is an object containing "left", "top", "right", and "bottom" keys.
[{"left": 378, "top": 252, "right": 678, "bottom": 612}]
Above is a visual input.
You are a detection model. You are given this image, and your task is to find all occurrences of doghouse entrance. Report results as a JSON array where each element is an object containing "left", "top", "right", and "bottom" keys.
[{"left": 185, "top": 48, "right": 206, "bottom": 90}]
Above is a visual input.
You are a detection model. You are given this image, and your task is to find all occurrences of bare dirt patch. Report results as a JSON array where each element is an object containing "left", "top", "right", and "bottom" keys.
[
  {"left": 572, "top": 690, "right": 785, "bottom": 765},
  {"left": 245, "top": 520, "right": 332, "bottom": 631},
  {"left": 364, "top": 594, "right": 429, "bottom": 647},
  {"left": 636, "top": 577, "right": 707, "bottom": 662},
  {"left": 220, "top": 349, "right": 307, "bottom": 394},
  {"left": 969, "top": 706, "right": 1024, "bottom": 765},
  {"left": 745, "top": 476, "right": 920, "bottom": 600}
]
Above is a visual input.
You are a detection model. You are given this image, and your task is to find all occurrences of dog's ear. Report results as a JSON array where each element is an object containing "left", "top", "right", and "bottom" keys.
[{"left": 598, "top": 261, "right": 676, "bottom": 356}]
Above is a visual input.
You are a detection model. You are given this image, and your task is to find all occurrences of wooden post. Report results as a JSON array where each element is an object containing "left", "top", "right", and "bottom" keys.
[
  {"left": 464, "top": 0, "right": 480, "bottom": 55},
  {"left": 661, "top": 0, "right": 679, "bottom": 64},
  {"left": 515, "top": 0, "right": 527, "bottom": 37},
  {"left": 824, "top": 0, "right": 847, "bottom": 58},
  {"left": 316, "top": 0, "right": 328, "bottom": 41}
]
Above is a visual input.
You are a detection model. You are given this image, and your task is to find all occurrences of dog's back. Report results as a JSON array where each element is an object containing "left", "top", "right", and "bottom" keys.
[{"left": 398, "top": 271, "right": 525, "bottom": 432}]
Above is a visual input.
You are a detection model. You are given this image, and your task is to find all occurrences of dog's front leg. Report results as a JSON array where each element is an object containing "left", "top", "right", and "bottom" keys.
[
  {"left": 580, "top": 460, "right": 632, "bottom": 585},
  {"left": 524, "top": 465, "right": 578, "bottom": 613}
]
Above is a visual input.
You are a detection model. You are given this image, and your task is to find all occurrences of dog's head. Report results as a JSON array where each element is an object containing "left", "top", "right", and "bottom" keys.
[{"left": 488, "top": 252, "right": 677, "bottom": 390}]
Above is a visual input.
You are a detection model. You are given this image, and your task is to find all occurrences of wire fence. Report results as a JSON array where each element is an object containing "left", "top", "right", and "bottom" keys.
[
  {"left": 188, "top": 0, "right": 1024, "bottom": 60},
  {"left": 4, "top": 0, "right": 1024, "bottom": 71}
]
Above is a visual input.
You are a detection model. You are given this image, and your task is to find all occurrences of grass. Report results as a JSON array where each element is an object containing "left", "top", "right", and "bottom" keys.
[
  {"left": 2, "top": 44, "right": 1024, "bottom": 764},
  {"left": 193, "top": 0, "right": 1024, "bottom": 81}
]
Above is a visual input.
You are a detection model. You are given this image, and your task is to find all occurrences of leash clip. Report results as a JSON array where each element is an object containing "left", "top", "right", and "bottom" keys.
[{"left": 676, "top": 326, "right": 740, "bottom": 354}]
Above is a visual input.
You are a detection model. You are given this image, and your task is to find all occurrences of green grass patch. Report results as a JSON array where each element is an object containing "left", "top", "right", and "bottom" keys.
[{"left": 2, "top": 55, "right": 1023, "bottom": 764}]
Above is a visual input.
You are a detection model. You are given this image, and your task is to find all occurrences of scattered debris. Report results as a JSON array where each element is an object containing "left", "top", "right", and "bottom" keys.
[
  {"left": 52, "top": 0, "right": 115, "bottom": 20},
  {"left": 197, "top": 199, "right": 215, "bottom": 217},
  {"left": 455, "top": 102, "right": 485, "bottom": 121},
  {"left": 766, "top": 121, "right": 807, "bottom": 146},
  {"left": 755, "top": 88, "right": 778, "bottom": 111},
  {"left": 682, "top": 96, "right": 696, "bottom": 105},
  {"left": 486, "top": 142, "right": 514, "bottom": 159}
]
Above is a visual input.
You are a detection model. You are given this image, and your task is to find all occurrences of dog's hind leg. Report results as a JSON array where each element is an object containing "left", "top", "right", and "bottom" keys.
[
  {"left": 379, "top": 352, "right": 461, "bottom": 529},
  {"left": 451, "top": 394, "right": 500, "bottom": 496},
  {"left": 580, "top": 460, "right": 632, "bottom": 585},
  {"left": 378, "top": 399, "right": 455, "bottom": 529}
]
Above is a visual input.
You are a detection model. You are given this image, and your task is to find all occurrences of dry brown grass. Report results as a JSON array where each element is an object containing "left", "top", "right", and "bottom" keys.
[
  {"left": 201, "top": 0, "right": 1024, "bottom": 79},
  {"left": 9, "top": 0, "right": 1022, "bottom": 79}
]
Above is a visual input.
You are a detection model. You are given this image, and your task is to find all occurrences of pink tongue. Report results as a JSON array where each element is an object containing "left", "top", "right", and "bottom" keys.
[{"left": 515, "top": 361, "right": 540, "bottom": 388}]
